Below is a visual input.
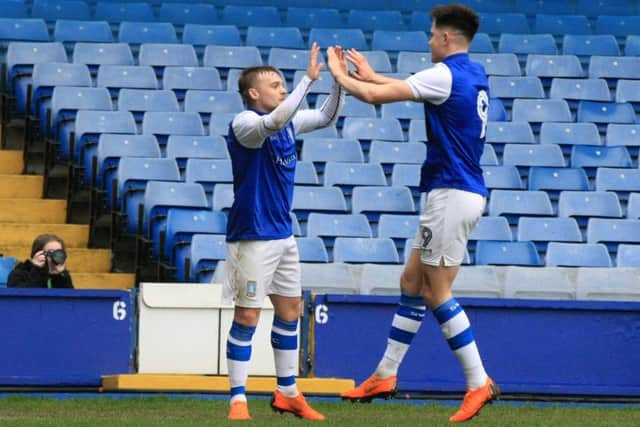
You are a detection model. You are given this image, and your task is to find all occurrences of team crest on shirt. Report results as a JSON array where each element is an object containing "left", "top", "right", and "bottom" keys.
[
  {"left": 246, "top": 281, "right": 257, "bottom": 298},
  {"left": 420, "top": 226, "right": 433, "bottom": 257}
]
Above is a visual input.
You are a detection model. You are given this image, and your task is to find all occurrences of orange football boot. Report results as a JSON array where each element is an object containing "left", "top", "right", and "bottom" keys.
[
  {"left": 340, "top": 375, "right": 397, "bottom": 403},
  {"left": 449, "top": 377, "right": 500, "bottom": 422},
  {"left": 270, "top": 390, "right": 325, "bottom": 420},
  {"left": 228, "top": 400, "right": 251, "bottom": 420}
]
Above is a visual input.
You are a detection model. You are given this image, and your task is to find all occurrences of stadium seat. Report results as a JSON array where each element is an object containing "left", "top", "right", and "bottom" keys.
[
  {"left": 486, "top": 122, "right": 535, "bottom": 145},
  {"left": 368, "top": 141, "right": 426, "bottom": 173},
  {"left": 285, "top": 7, "right": 342, "bottom": 31},
  {"left": 0, "top": 19, "right": 49, "bottom": 55},
  {"left": 298, "top": 125, "right": 338, "bottom": 141},
  {"left": 558, "top": 191, "right": 623, "bottom": 221},
  {"left": 246, "top": 26, "right": 305, "bottom": 52},
  {"left": 479, "top": 12, "right": 529, "bottom": 35},
  {"left": 498, "top": 34, "right": 558, "bottom": 56},
  {"left": 587, "top": 218, "right": 640, "bottom": 251},
  {"left": 588, "top": 56, "right": 640, "bottom": 81},
  {"left": 209, "top": 113, "right": 236, "bottom": 137},
  {"left": 142, "top": 112, "right": 205, "bottom": 148},
  {"left": 539, "top": 123, "right": 602, "bottom": 149},
  {"left": 503, "top": 267, "right": 574, "bottom": 299},
  {"left": 469, "top": 216, "right": 513, "bottom": 241},
  {"left": 0, "top": 257, "right": 17, "bottom": 287},
  {"left": 488, "top": 97, "right": 507, "bottom": 121},
  {"left": 333, "top": 237, "right": 400, "bottom": 264},
  {"left": 511, "top": 99, "right": 572, "bottom": 124},
  {"left": 306, "top": 213, "right": 372, "bottom": 251},
  {"left": 292, "top": 186, "right": 348, "bottom": 220},
  {"left": 549, "top": 78, "right": 611, "bottom": 104},
  {"left": 577, "top": 101, "right": 636, "bottom": 126},
  {"left": 372, "top": 31, "right": 428, "bottom": 54},
  {"left": 628, "top": 194, "right": 640, "bottom": 220},
  {"left": 408, "top": 119, "right": 427, "bottom": 142},
  {"left": 119, "top": 22, "right": 178, "bottom": 45},
  {"left": 595, "top": 168, "right": 640, "bottom": 199},
  {"left": 72, "top": 42, "right": 133, "bottom": 75},
  {"left": 488, "top": 190, "right": 554, "bottom": 219},
  {"left": 268, "top": 48, "right": 323, "bottom": 80},
  {"left": 315, "top": 94, "right": 375, "bottom": 121},
  {"left": 407, "top": 10, "right": 430, "bottom": 31},
  {"left": 301, "top": 138, "right": 364, "bottom": 170},
  {"left": 296, "top": 237, "right": 329, "bottom": 263},
  {"left": 349, "top": 51, "right": 392, "bottom": 73},
  {"left": 563, "top": 35, "right": 620, "bottom": 60},
  {"left": 502, "top": 144, "right": 566, "bottom": 168},
  {"left": 97, "top": 65, "right": 158, "bottom": 98},
  {"left": 221, "top": 5, "right": 281, "bottom": 27},
  {"left": 469, "top": 53, "right": 521, "bottom": 76},
  {"left": 378, "top": 214, "right": 419, "bottom": 256},
  {"left": 475, "top": 240, "right": 541, "bottom": 266},
  {"left": 164, "top": 208, "right": 226, "bottom": 280},
  {"left": 615, "top": 80, "right": 640, "bottom": 111},
  {"left": 324, "top": 162, "right": 387, "bottom": 196},
  {"left": 525, "top": 54, "right": 584, "bottom": 79},
  {"left": 308, "top": 28, "right": 366, "bottom": 50},
  {"left": 184, "top": 90, "right": 244, "bottom": 125},
  {"left": 359, "top": 263, "right": 405, "bottom": 295},
  {"left": 118, "top": 89, "right": 180, "bottom": 122},
  {"left": 546, "top": 242, "right": 612, "bottom": 267},
  {"left": 571, "top": 146, "right": 632, "bottom": 173},
  {"left": 212, "top": 183, "right": 233, "bottom": 212},
  {"left": 396, "top": 51, "right": 433, "bottom": 74},
  {"left": 576, "top": 0, "right": 634, "bottom": 17},
  {"left": 347, "top": 10, "right": 406, "bottom": 31},
  {"left": 594, "top": 16, "right": 640, "bottom": 38},
  {"left": 480, "top": 143, "right": 499, "bottom": 166},
  {"left": 626, "top": 35, "right": 640, "bottom": 57},
  {"left": 528, "top": 167, "right": 590, "bottom": 193},
  {"left": 187, "top": 234, "right": 226, "bottom": 283},
  {"left": 94, "top": 2, "right": 155, "bottom": 24},
  {"left": 617, "top": 245, "right": 640, "bottom": 267},
  {"left": 158, "top": 3, "right": 218, "bottom": 26},
  {"left": 515, "top": 0, "right": 575, "bottom": 15},
  {"left": 203, "top": 45, "right": 262, "bottom": 77},
  {"left": 163, "top": 67, "right": 222, "bottom": 100},
  {"left": 517, "top": 217, "right": 582, "bottom": 249},
  {"left": 352, "top": 186, "right": 415, "bottom": 220},
  {"left": 30, "top": 62, "right": 91, "bottom": 118},
  {"left": 469, "top": 33, "right": 494, "bottom": 53},
  {"left": 294, "top": 161, "right": 319, "bottom": 186},
  {"left": 342, "top": 118, "right": 404, "bottom": 143},
  {"left": 381, "top": 101, "right": 425, "bottom": 128},
  {"left": 32, "top": 0, "right": 90, "bottom": 21},
  {"left": 482, "top": 166, "right": 523, "bottom": 189},
  {"left": 138, "top": 44, "right": 198, "bottom": 77},
  {"left": 391, "top": 164, "right": 421, "bottom": 191},
  {"left": 182, "top": 24, "right": 242, "bottom": 57},
  {"left": 300, "top": 262, "right": 359, "bottom": 294},
  {"left": 576, "top": 268, "right": 640, "bottom": 300},
  {"left": 183, "top": 158, "right": 232, "bottom": 198},
  {"left": 0, "top": 2, "right": 27, "bottom": 18},
  {"left": 534, "top": 14, "right": 591, "bottom": 36},
  {"left": 606, "top": 124, "right": 640, "bottom": 150},
  {"left": 293, "top": 71, "right": 333, "bottom": 94},
  {"left": 168, "top": 135, "right": 228, "bottom": 167},
  {"left": 53, "top": 20, "right": 113, "bottom": 46},
  {"left": 488, "top": 76, "right": 544, "bottom": 101}
]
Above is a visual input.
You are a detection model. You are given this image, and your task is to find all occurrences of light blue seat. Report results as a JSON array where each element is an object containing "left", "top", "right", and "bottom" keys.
[
  {"left": 498, "top": 34, "right": 558, "bottom": 56},
  {"left": 488, "top": 190, "right": 554, "bottom": 220},
  {"left": 169, "top": 135, "right": 228, "bottom": 174},
  {"left": 378, "top": 214, "right": 419, "bottom": 253},
  {"left": 333, "top": 237, "right": 400, "bottom": 264},
  {"left": 184, "top": 90, "right": 244, "bottom": 125},
  {"left": 221, "top": 5, "right": 281, "bottom": 27},
  {"left": 30, "top": 62, "right": 91, "bottom": 119},
  {"left": 53, "top": 20, "right": 113, "bottom": 46},
  {"left": 209, "top": 113, "right": 236, "bottom": 137},
  {"left": 482, "top": 166, "right": 523, "bottom": 189},
  {"left": 479, "top": 12, "right": 529, "bottom": 35},
  {"left": 558, "top": 191, "right": 623, "bottom": 221},
  {"left": 617, "top": 244, "right": 640, "bottom": 267},
  {"left": 349, "top": 51, "right": 392, "bottom": 73},
  {"left": 381, "top": 101, "right": 425, "bottom": 127},
  {"left": 118, "top": 89, "right": 180, "bottom": 122},
  {"left": 163, "top": 67, "right": 222, "bottom": 101},
  {"left": 628, "top": 194, "right": 640, "bottom": 220},
  {"left": 188, "top": 234, "right": 226, "bottom": 283},
  {"left": 342, "top": 118, "right": 404, "bottom": 143},
  {"left": 325, "top": 162, "right": 386, "bottom": 197},
  {"left": 293, "top": 71, "right": 333, "bottom": 94},
  {"left": 0, "top": 257, "right": 17, "bottom": 286},
  {"left": 480, "top": 144, "right": 498, "bottom": 166},
  {"left": 212, "top": 183, "right": 233, "bottom": 212},
  {"left": 296, "top": 237, "right": 329, "bottom": 263},
  {"left": 94, "top": 2, "right": 155, "bottom": 24},
  {"left": 595, "top": 168, "right": 640, "bottom": 199},
  {"left": 347, "top": 10, "right": 406, "bottom": 31},
  {"left": 470, "top": 53, "right": 521, "bottom": 76},
  {"left": 292, "top": 186, "right": 348, "bottom": 220},
  {"left": 626, "top": 35, "right": 640, "bottom": 57},
  {"left": 470, "top": 33, "right": 494, "bottom": 53},
  {"left": 587, "top": 218, "right": 640, "bottom": 252},
  {"left": 372, "top": 31, "right": 428, "bottom": 53},
  {"left": 181, "top": 24, "right": 241, "bottom": 51},
  {"left": 369, "top": 141, "right": 426, "bottom": 173},
  {"left": 164, "top": 208, "right": 226, "bottom": 280},
  {"left": 549, "top": 78, "right": 611, "bottom": 103},
  {"left": 563, "top": 35, "right": 620, "bottom": 59},
  {"left": 528, "top": 167, "right": 590, "bottom": 193},
  {"left": 97, "top": 65, "right": 158, "bottom": 97},
  {"left": 316, "top": 94, "right": 375, "bottom": 120},
  {"left": 142, "top": 112, "right": 205, "bottom": 147},
  {"left": 546, "top": 242, "right": 612, "bottom": 267},
  {"left": 352, "top": 186, "right": 415, "bottom": 220},
  {"left": 119, "top": 22, "right": 178, "bottom": 45},
  {"left": 298, "top": 125, "right": 338, "bottom": 140},
  {"left": 0, "top": 19, "right": 49, "bottom": 50},
  {"left": 525, "top": 54, "right": 584, "bottom": 79},
  {"left": 606, "top": 124, "right": 640, "bottom": 149},
  {"left": 589, "top": 56, "right": 640, "bottom": 81},
  {"left": 517, "top": 217, "right": 582, "bottom": 246},
  {"left": 138, "top": 44, "right": 198, "bottom": 77},
  {"left": 204, "top": 46, "right": 263, "bottom": 75},
  {"left": 307, "top": 213, "right": 372, "bottom": 250},
  {"left": 301, "top": 138, "right": 364, "bottom": 169},
  {"left": 502, "top": 144, "right": 566, "bottom": 168},
  {"left": 246, "top": 26, "right": 305, "bottom": 51},
  {"left": 308, "top": 28, "right": 366, "bottom": 50},
  {"left": 32, "top": 0, "right": 90, "bottom": 21},
  {"left": 486, "top": 122, "right": 535, "bottom": 145},
  {"left": 72, "top": 42, "right": 133, "bottom": 75},
  {"left": 539, "top": 123, "right": 601, "bottom": 152},
  {"left": 396, "top": 51, "right": 433, "bottom": 74},
  {"left": 295, "top": 161, "right": 319, "bottom": 186},
  {"left": 469, "top": 216, "right": 513, "bottom": 241},
  {"left": 577, "top": 101, "right": 636, "bottom": 126},
  {"left": 616, "top": 80, "right": 640, "bottom": 112},
  {"left": 408, "top": 119, "right": 427, "bottom": 142},
  {"left": 534, "top": 14, "right": 591, "bottom": 35},
  {"left": 391, "top": 164, "right": 421, "bottom": 191},
  {"left": 408, "top": 10, "right": 430, "bottom": 31},
  {"left": 184, "top": 159, "right": 233, "bottom": 201},
  {"left": 285, "top": 7, "right": 342, "bottom": 30},
  {"left": 571, "top": 146, "right": 632, "bottom": 172},
  {"left": 268, "top": 48, "right": 318, "bottom": 78},
  {"left": 488, "top": 76, "right": 544, "bottom": 101},
  {"left": 511, "top": 99, "right": 572, "bottom": 124},
  {"left": 158, "top": 3, "right": 218, "bottom": 26},
  {"left": 475, "top": 240, "right": 541, "bottom": 266},
  {"left": 595, "top": 16, "right": 640, "bottom": 38}
]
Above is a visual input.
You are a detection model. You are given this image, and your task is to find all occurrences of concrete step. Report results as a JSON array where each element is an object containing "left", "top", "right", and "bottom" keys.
[
  {"left": 72, "top": 273, "right": 136, "bottom": 289},
  {"left": 0, "top": 199, "right": 66, "bottom": 223},
  {"left": 0, "top": 175, "right": 43, "bottom": 198},
  {"left": 0, "top": 247, "right": 111, "bottom": 273},
  {"left": 0, "top": 223, "right": 88, "bottom": 248},
  {"left": 0, "top": 150, "right": 23, "bottom": 174}
]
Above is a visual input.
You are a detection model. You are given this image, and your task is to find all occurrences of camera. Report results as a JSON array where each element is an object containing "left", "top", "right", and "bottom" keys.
[{"left": 46, "top": 249, "right": 67, "bottom": 266}]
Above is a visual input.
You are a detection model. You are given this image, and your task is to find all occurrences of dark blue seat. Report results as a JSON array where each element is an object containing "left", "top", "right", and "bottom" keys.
[
  {"left": 347, "top": 10, "right": 406, "bottom": 31},
  {"left": 53, "top": 20, "right": 113, "bottom": 48},
  {"left": 479, "top": 12, "right": 529, "bottom": 35},
  {"left": 595, "top": 16, "right": 640, "bottom": 38},
  {"left": 0, "top": 257, "right": 17, "bottom": 287},
  {"left": 188, "top": 234, "right": 226, "bottom": 283},
  {"left": 470, "top": 53, "right": 521, "bottom": 76},
  {"left": 577, "top": 101, "right": 636, "bottom": 129},
  {"left": 221, "top": 5, "right": 281, "bottom": 27},
  {"left": 470, "top": 33, "right": 494, "bottom": 53},
  {"left": 0, "top": 19, "right": 49, "bottom": 55},
  {"left": 545, "top": 242, "right": 612, "bottom": 267},
  {"left": 308, "top": 28, "right": 366, "bottom": 50},
  {"left": 138, "top": 43, "right": 198, "bottom": 77},
  {"left": 576, "top": 0, "right": 634, "bottom": 17},
  {"left": 352, "top": 186, "right": 415, "bottom": 220},
  {"left": 498, "top": 34, "right": 558, "bottom": 57},
  {"left": 475, "top": 240, "right": 541, "bottom": 266},
  {"left": 72, "top": 42, "right": 133, "bottom": 75},
  {"left": 30, "top": 62, "right": 91, "bottom": 120},
  {"left": 183, "top": 158, "right": 233, "bottom": 200},
  {"left": 333, "top": 237, "right": 400, "bottom": 264},
  {"left": 296, "top": 237, "right": 329, "bottom": 263},
  {"left": 158, "top": 3, "right": 218, "bottom": 26},
  {"left": 285, "top": 7, "right": 342, "bottom": 30},
  {"left": 94, "top": 2, "right": 155, "bottom": 24},
  {"left": 515, "top": 0, "right": 575, "bottom": 15},
  {"left": 625, "top": 35, "right": 640, "bottom": 57},
  {"left": 163, "top": 67, "right": 223, "bottom": 101},
  {"left": 571, "top": 146, "right": 632, "bottom": 175},
  {"left": 482, "top": 166, "right": 523, "bottom": 190},
  {"left": 488, "top": 97, "right": 506, "bottom": 121},
  {"left": 32, "top": 0, "right": 90, "bottom": 21},
  {"left": 0, "top": 2, "right": 27, "bottom": 18},
  {"left": 119, "top": 22, "right": 178, "bottom": 45},
  {"left": 534, "top": 14, "right": 591, "bottom": 35}
]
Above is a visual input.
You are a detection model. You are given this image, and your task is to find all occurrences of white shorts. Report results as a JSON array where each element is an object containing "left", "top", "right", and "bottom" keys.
[
  {"left": 413, "top": 188, "right": 485, "bottom": 267},
  {"left": 225, "top": 236, "right": 301, "bottom": 308}
]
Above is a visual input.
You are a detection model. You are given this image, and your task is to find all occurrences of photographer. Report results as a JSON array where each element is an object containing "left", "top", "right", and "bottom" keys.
[{"left": 7, "top": 234, "right": 73, "bottom": 289}]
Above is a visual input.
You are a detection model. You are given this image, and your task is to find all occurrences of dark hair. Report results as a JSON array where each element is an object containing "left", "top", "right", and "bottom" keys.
[
  {"left": 431, "top": 3, "right": 480, "bottom": 42},
  {"left": 30, "top": 234, "right": 66, "bottom": 258},
  {"left": 237, "top": 65, "right": 282, "bottom": 105}
]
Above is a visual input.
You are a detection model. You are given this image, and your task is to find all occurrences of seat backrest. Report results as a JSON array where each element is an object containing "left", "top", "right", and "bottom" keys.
[
  {"left": 294, "top": 161, "right": 319, "bottom": 185},
  {"left": 203, "top": 45, "right": 262, "bottom": 69},
  {"left": 316, "top": 94, "right": 375, "bottom": 118},
  {"left": 511, "top": 99, "right": 572, "bottom": 123},
  {"left": 143, "top": 180, "right": 208, "bottom": 236},
  {"left": 292, "top": 186, "right": 348, "bottom": 214},
  {"left": 184, "top": 159, "right": 233, "bottom": 187},
  {"left": 306, "top": 213, "right": 372, "bottom": 239},
  {"left": 369, "top": 141, "right": 426, "bottom": 164},
  {"left": 558, "top": 191, "right": 622, "bottom": 218},
  {"left": 158, "top": 3, "right": 218, "bottom": 26},
  {"left": 563, "top": 34, "right": 620, "bottom": 57},
  {"left": 163, "top": 66, "right": 222, "bottom": 92},
  {"left": 587, "top": 218, "right": 640, "bottom": 245},
  {"left": 546, "top": 242, "right": 612, "bottom": 267},
  {"left": 31, "top": 62, "right": 92, "bottom": 111},
  {"left": 96, "top": 133, "right": 160, "bottom": 189},
  {"left": 470, "top": 53, "right": 521, "bottom": 76},
  {"left": 0, "top": 257, "right": 17, "bottom": 286},
  {"left": 184, "top": 90, "right": 244, "bottom": 115},
  {"left": 626, "top": 35, "right": 640, "bottom": 57},
  {"left": 475, "top": 240, "right": 541, "bottom": 266},
  {"left": 516, "top": 0, "right": 575, "bottom": 15},
  {"left": 577, "top": 101, "right": 636, "bottom": 125},
  {"left": 54, "top": 19, "right": 113, "bottom": 43},
  {"left": 480, "top": 12, "right": 529, "bottom": 34},
  {"left": 576, "top": 0, "right": 633, "bottom": 16},
  {"left": 246, "top": 26, "right": 304, "bottom": 49},
  {"left": 615, "top": 79, "right": 640, "bottom": 104},
  {"left": 528, "top": 167, "right": 590, "bottom": 191},
  {"left": 628, "top": 194, "right": 640, "bottom": 220},
  {"left": 487, "top": 121, "right": 535, "bottom": 144},
  {"left": 549, "top": 78, "right": 611, "bottom": 102},
  {"left": 525, "top": 54, "right": 584, "bottom": 78},
  {"left": 50, "top": 86, "right": 112, "bottom": 120},
  {"left": 167, "top": 135, "right": 228, "bottom": 162},
  {"left": 189, "top": 234, "right": 227, "bottom": 282},
  {"left": 482, "top": 165, "right": 523, "bottom": 189},
  {"left": 589, "top": 56, "right": 640, "bottom": 80},
  {"left": 539, "top": 122, "right": 601, "bottom": 146},
  {"left": 73, "top": 42, "right": 133, "bottom": 68},
  {"left": 333, "top": 237, "right": 400, "bottom": 264},
  {"left": 139, "top": 43, "right": 198, "bottom": 69},
  {"left": 116, "top": 157, "right": 180, "bottom": 199},
  {"left": 408, "top": 119, "right": 427, "bottom": 142},
  {"left": 595, "top": 15, "right": 640, "bottom": 37},
  {"left": 7, "top": 42, "right": 67, "bottom": 75},
  {"left": 517, "top": 217, "right": 582, "bottom": 243},
  {"left": 469, "top": 216, "right": 512, "bottom": 241},
  {"left": 209, "top": 113, "right": 236, "bottom": 137},
  {"left": 391, "top": 163, "right": 421, "bottom": 188},
  {"left": 499, "top": 34, "right": 558, "bottom": 55},
  {"left": 470, "top": 33, "right": 494, "bottom": 53},
  {"left": 295, "top": 237, "right": 329, "bottom": 263},
  {"left": 347, "top": 10, "right": 406, "bottom": 31},
  {"left": 97, "top": 65, "right": 158, "bottom": 90},
  {"left": 488, "top": 189, "right": 554, "bottom": 216},
  {"left": 617, "top": 245, "right": 640, "bottom": 267},
  {"left": 502, "top": 144, "right": 566, "bottom": 167},
  {"left": 372, "top": 31, "right": 428, "bottom": 52},
  {"left": 534, "top": 14, "right": 591, "bottom": 35},
  {"left": 212, "top": 183, "right": 234, "bottom": 211},
  {"left": 381, "top": 101, "right": 425, "bottom": 121},
  {"left": 164, "top": 208, "right": 227, "bottom": 261},
  {"left": 118, "top": 89, "right": 179, "bottom": 115},
  {"left": 352, "top": 186, "right": 415, "bottom": 215},
  {"left": 142, "top": 112, "right": 205, "bottom": 137},
  {"left": 221, "top": 5, "right": 281, "bottom": 27},
  {"left": 606, "top": 124, "right": 640, "bottom": 147},
  {"left": 74, "top": 110, "right": 137, "bottom": 144},
  {"left": 285, "top": 7, "right": 342, "bottom": 29},
  {"left": 32, "top": 0, "right": 90, "bottom": 21},
  {"left": 342, "top": 117, "right": 404, "bottom": 141},
  {"left": 572, "top": 146, "right": 632, "bottom": 168},
  {"left": 301, "top": 138, "right": 364, "bottom": 164},
  {"left": 504, "top": 266, "right": 574, "bottom": 299},
  {"left": 595, "top": 167, "right": 640, "bottom": 192},
  {"left": 0, "top": 3, "right": 28, "bottom": 19},
  {"left": 480, "top": 144, "right": 498, "bottom": 166},
  {"left": 119, "top": 21, "right": 178, "bottom": 44},
  {"left": 324, "top": 162, "right": 387, "bottom": 187},
  {"left": 378, "top": 214, "right": 419, "bottom": 240},
  {"left": 0, "top": 18, "right": 48, "bottom": 42},
  {"left": 308, "top": 28, "right": 366, "bottom": 50},
  {"left": 268, "top": 47, "right": 323, "bottom": 71},
  {"left": 182, "top": 24, "right": 242, "bottom": 47},
  {"left": 489, "top": 76, "right": 545, "bottom": 99},
  {"left": 94, "top": 2, "right": 155, "bottom": 23},
  {"left": 396, "top": 51, "right": 433, "bottom": 73}
]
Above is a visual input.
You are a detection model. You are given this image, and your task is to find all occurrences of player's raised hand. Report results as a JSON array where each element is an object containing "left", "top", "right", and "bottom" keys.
[
  {"left": 306, "top": 42, "right": 324, "bottom": 81},
  {"left": 346, "top": 48, "right": 376, "bottom": 83},
  {"left": 327, "top": 45, "right": 348, "bottom": 79}
]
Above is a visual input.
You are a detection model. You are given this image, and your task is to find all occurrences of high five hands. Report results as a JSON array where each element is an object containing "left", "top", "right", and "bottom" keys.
[{"left": 327, "top": 46, "right": 375, "bottom": 82}]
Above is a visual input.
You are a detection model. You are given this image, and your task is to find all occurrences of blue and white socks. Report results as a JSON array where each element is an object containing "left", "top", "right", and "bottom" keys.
[
  {"left": 433, "top": 298, "right": 487, "bottom": 389},
  {"left": 227, "top": 321, "right": 256, "bottom": 403},
  {"left": 271, "top": 316, "right": 299, "bottom": 397},
  {"left": 375, "top": 293, "right": 426, "bottom": 378}
]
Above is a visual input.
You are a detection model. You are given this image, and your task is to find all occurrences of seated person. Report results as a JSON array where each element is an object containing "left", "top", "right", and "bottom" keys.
[{"left": 8, "top": 234, "right": 73, "bottom": 288}]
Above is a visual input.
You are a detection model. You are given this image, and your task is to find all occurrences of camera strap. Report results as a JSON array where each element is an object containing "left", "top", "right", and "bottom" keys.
[{"left": 47, "top": 278, "right": 52, "bottom": 289}]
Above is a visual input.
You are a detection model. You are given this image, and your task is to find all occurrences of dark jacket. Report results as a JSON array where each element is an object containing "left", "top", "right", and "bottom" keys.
[{"left": 7, "top": 260, "right": 73, "bottom": 289}]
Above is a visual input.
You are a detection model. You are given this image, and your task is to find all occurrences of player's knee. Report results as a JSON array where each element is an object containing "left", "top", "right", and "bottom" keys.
[{"left": 234, "top": 308, "right": 261, "bottom": 327}]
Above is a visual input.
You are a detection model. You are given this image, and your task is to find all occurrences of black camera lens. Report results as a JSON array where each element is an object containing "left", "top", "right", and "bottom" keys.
[{"left": 47, "top": 249, "right": 67, "bottom": 265}]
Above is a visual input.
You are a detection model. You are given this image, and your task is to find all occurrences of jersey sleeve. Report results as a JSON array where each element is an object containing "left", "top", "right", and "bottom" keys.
[
  {"left": 292, "top": 82, "right": 345, "bottom": 135},
  {"left": 405, "top": 63, "right": 453, "bottom": 106}
]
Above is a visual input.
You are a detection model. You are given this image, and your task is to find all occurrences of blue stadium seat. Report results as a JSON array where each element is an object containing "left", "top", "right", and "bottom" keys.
[
  {"left": 606, "top": 124, "right": 640, "bottom": 151},
  {"left": 525, "top": 54, "right": 584, "bottom": 79},
  {"left": 488, "top": 76, "right": 544, "bottom": 102},
  {"left": 515, "top": 0, "right": 575, "bottom": 15},
  {"left": 292, "top": 186, "right": 348, "bottom": 220},
  {"left": 545, "top": 242, "right": 612, "bottom": 267},
  {"left": 142, "top": 112, "right": 205, "bottom": 148},
  {"left": 517, "top": 217, "right": 582, "bottom": 248},
  {"left": 407, "top": 10, "right": 430, "bottom": 31},
  {"left": 470, "top": 53, "right": 521, "bottom": 76},
  {"left": 188, "top": 234, "right": 226, "bottom": 283},
  {"left": 594, "top": 16, "right": 640, "bottom": 38},
  {"left": 184, "top": 90, "right": 244, "bottom": 125},
  {"left": 571, "top": 146, "right": 632, "bottom": 174},
  {"left": 534, "top": 14, "right": 592, "bottom": 35},
  {"left": 53, "top": 20, "right": 113, "bottom": 46},
  {"left": 221, "top": 5, "right": 281, "bottom": 27},
  {"left": 182, "top": 25, "right": 242, "bottom": 58},
  {"left": 183, "top": 158, "right": 232, "bottom": 201},
  {"left": 349, "top": 51, "right": 392, "bottom": 73},
  {"left": 396, "top": 51, "right": 433, "bottom": 74},
  {"left": 595, "top": 167, "right": 640, "bottom": 199},
  {"left": 498, "top": 34, "right": 558, "bottom": 56},
  {"left": 298, "top": 125, "right": 338, "bottom": 140},
  {"left": 167, "top": 135, "right": 228, "bottom": 168},
  {"left": 295, "top": 161, "right": 319, "bottom": 186},
  {"left": 212, "top": 183, "right": 233, "bottom": 212},
  {"left": 488, "top": 97, "right": 506, "bottom": 121},
  {"left": 32, "top": 0, "right": 90, "bottom": 21},
  {"left": 246, "top": 26, "right": 305, "bottom": 52},
  {"left": 615, "top": 80, "right": 640, "bottom": 112},
  {"left": 203, "top": 46, "right": 262, "bottom": 76},
  {"left": 475, "top": 240, "right": 541, "bottom": 266},
  {"left": 6, "top": 42, "right": 67, "bottom": 114},
  {"left": 333, "top": 237, "right": 399, "bottom": 264},
  {"left": 563, "top": 35, "right": 620, "bottom": 60},
  {"left": 308, "top": 28, "right": 367, "bottom": 50},
  {"left": 549, "top": 78, "right": 611, "bottom": 104},
  {"left": 293, "top": 71, "right": 333, "bottom": 94},
  {"left": 301, "top": 138, "right": 363, "bottom": 170},
  {"left": 115, "top": 158, "right": 180, "bottom": 230},
  {"left": 324, "top": 162, "right": 387, "bottom": 197},
  {"left": 368, "top": 141, "right": 426, "bottom": 173},
  {"left": 347, "top": 10, "right": 406, "bottom": 31},
  {"left": 408, "top": 119, "right": 427, "bottom": 142},
  {"left": 539, "top": 123, "right": 601, "bottom": 153},
  {"left": 617, "top": 244, "right": 640, "bottom": 267},
  {"left": 0, "top": 257, "right": 17, "bottom": 286},
  {"left": 558, "top": 191, "right": 623, "bottom": 221},
  {"left": 381, "top": 101, "right": 425, "bottom": 128},
  {"left": 316, "top": 94, "right": 375, "bottom": 121},
  {"left": 488, "top": 190, "right": 554, "bottom": 221},
  {"left": 0, "top": 2, "right": 27, "bottom": 18},
  {"left": 296, "top": 237, "right": 329, "bottom": 263},
  {"left": 138, "top": 44, "right": 198, "bottom": 77},
  {"left": 589, "top": 56, "right": 640, "bottom": 81},
  {"left": 342, "top": 118, "right": 404, "bottom": 144},
  {"left": 118, "top": 89, "right": 180, "bottom": 122},
  {"left": 482, "top": 166, "right": 523, "bottom": 189},
  {"left": 576, "top": 0, "right": 634, "bottom": 17},
  {"left": 94, "top": 2, "right": 155, "bottom": 24},
  {"left": 479, "top": 12, "right": 529, "bottom": 35},
  {"left": 481, "top": 144, "right": 499, "bottom": 166},
  {"left": 72, "top": 42, "right": 133, "bottom": 75},
  {"left": 372, "top": 31, "right": 428, "bottom": 54},
  {"left": 502, "top": 144, "right": 566, "bottom": 168},
  {"left": 268, "top": 48, "right": 323, "bottom": 79},
  {"left": 470, "top": 33, "right": 495, "bottom": 53},
  {"left": 158, "top": 3, "right": 218, "bottom": 26},
  {"left": 0, "top": 19, "right": 49, "bottom": 56},
  {"left": 626, "top": 35, "right": 640, "bottom": 57},
  {"left": 577, "top": 101, "right": 636, "bottom": 129},
  {"left": 587, "top": 218, "right": 640, "bottom": 251},
  {"left": 352, "top": 186, "right": 415, "bottom": 220},
  {"left": 391, "top": 163, "right": 421, "bottom": 192},
  {"left": 285, "top": 7, "right": 342, "bottom": 30},
  {"left": 209, "top": 113, "right": 236, "bottom": 137},
  {"left": 30, "top": 62, "right": 91, "bottom": 118},
  {"left": 486, "top": 122, "right": 535, "bottom": 145},
  {"left": 511, "top": 99, "right": 572, "bottom": 124},
  {"left": 119, "top": 22, "right": 178, "bottom": 45},
  {"left": 164, "top": 208, "right": 226, "bottom": 280},
  {"left": 97, "top": 65, "right": 158, "bottom": 98},
  {"left": 163, "top": 67, "right": 222, "bottom": 102},
  {"left": 306, "top": 213, "right": 372, "bottom": 250},
  {"left": 528, "top": 167, "right": 590, "bottom": 193},
  {"left": 468, "top": 216, "right": 512, "bottom": 241},
  {"left": 378, "top": 213, "right": 418, "bottom": 245},
  {"left": 628, "top": 193, "right": 640, "bottom": 220}
]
